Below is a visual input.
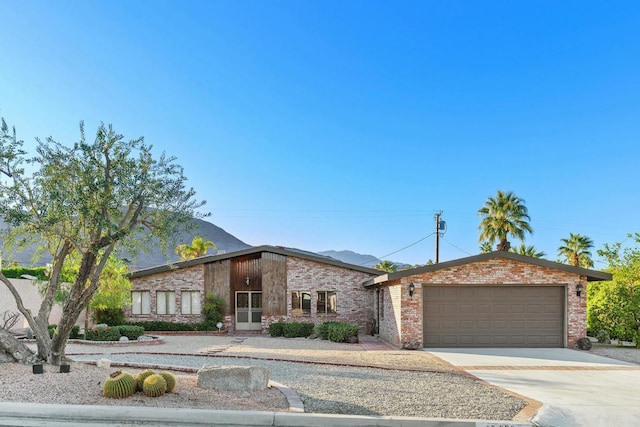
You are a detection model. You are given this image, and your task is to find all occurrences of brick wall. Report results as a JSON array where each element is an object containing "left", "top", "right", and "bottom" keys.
[
  {"left": 282, "top": 257, "right": 375, "bottom": 331},
  {"left": 126, "top": 265, "right": 205, "bottom": 324},
  {"left": 376, "top": 258, "right": 588, "bottom": 349}
]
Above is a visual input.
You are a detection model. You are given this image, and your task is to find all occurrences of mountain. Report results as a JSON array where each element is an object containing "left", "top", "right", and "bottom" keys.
[
  {"left": 0, "top": 217, "right": 251, "bottom": 271},
  {"left": 318, "top": 250, "right": 412, "bottom": 270}
]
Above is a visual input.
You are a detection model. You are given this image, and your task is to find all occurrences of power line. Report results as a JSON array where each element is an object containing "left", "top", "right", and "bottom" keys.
[
  {"left": 364, "top": 232, "right": 437, "bottom": 265},
  {"left": 440, "top": 236, "right": 474, "bottom": 256}
]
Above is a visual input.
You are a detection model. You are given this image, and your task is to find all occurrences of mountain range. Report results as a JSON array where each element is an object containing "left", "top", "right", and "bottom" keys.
[{"left": 0, "top": 217, "right": 406, "bottom": 271}]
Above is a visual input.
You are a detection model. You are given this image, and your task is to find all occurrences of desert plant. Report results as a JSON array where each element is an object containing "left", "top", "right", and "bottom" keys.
[
  {"left": 143, "top": 374, "right": 167, "bottom": 397},
  {"left": 135, "top": 369, "right": 156, "bottom": 391},
  {"left": 159, "top": 371, "right": 177, "bottom": 393},
  {"left": 103, "top": 371, "right": 136, "bottom": 398}
]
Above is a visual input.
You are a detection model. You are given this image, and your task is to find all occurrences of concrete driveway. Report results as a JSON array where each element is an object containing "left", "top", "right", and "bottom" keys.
[{"left": 427, "top": 348, "right": 640, "bottom": 427}]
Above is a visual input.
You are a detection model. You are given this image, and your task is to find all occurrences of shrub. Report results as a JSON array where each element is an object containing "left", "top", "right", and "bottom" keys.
[
  {"left": 92, "top": 308, "right": 126, "bottom": 326},
  {"left": 283, "top": 322, "right": 315, "bottom": 338},
  {"left": 326, "top": 322, "right": 359, "bottom": 343},
  {"left": 70, "top": 325, "right": 81, "bottom": 339},
  {"left": 314, "top": 321, "right": 339, "bottom": 340},
  {"left": 118, "top": 325, "right": 145, "bottom": 340},
  {"left": 269, "top": 322, "right": 285, "bottom": 337},
  {"left": 124, "top": 321, "right": 201, "bottom": 331},
  {"left": 85, "top": 325, "right": 121, "bottom": 341},
  {"left": 202, "top": 292, "right": 225, "bottom": 328}
]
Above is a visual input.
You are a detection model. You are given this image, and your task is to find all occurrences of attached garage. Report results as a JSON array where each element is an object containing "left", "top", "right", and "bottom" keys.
[
  {"left": 365, "top": 251, "right": 612, "bottom": 349},
  {"left": 423, "top": 285, "right": 564, "bottom": 348}
]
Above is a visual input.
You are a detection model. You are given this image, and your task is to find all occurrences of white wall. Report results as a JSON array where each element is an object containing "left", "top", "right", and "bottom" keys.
[{"left": 0, "top": 279, "right": 85, "bottom": 330}]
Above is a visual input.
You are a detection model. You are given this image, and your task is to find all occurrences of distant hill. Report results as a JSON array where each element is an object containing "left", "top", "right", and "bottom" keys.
[
  {"left": 317, "top": 250, "right": 412, "bottom": 270},
  {"left": 0, "top": 217, "right": 251, "bottom": 271}
]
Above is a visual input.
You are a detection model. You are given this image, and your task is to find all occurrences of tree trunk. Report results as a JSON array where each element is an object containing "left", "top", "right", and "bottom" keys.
[
  {"left": 497, "top": 239, "right": 511, "bottom": 251},
  {"left": 0, "top": 328, "right": 34, "bottom": 364}
]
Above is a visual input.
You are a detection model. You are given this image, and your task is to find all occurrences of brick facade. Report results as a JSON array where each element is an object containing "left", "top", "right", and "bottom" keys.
[
  {"left": 126, "top": 265, "right": 205, "bottom": 324},
  {"left": 375, "top": 257, "right": 589, "bottom": 349}
]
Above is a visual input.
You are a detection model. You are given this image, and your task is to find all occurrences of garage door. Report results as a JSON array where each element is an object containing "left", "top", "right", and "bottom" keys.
[{"left": 423, "top": 286, "right": 564, "bottom": 348}]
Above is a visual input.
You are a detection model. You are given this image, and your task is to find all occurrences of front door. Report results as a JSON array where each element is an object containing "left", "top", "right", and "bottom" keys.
[{"left": 236, "top": 291, "right": 262, "bottom": 331}]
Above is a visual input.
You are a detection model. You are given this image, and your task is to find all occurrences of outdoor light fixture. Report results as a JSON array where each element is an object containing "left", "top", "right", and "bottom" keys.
[
  {"left": 245, "top": 276, "right": 250, "bottom": 286},
  {"left": 576, "top": 284, "right": 584, "bottom": 297},
  {"left": 408, "top": 283, "right": 415, "bottom": 298}
]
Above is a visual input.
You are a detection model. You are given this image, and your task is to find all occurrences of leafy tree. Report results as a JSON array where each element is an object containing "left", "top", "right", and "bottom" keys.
[
  {"left": 175, "top": 235, "right": 216, "bottom": 260},
  {"left": 0, "top": 117, "right": 204, "bottom": 364},
  {"left": 478, "top": 190, "right": 532, "bottom": 251},
  {"left": 374, "top": 260, "right": 398, "bottom": 273},
  {"left": 511, "top": 243, "right": 546, "bottom": 258},
  {"left": 588, "top": 233, "right": 640, "bottom": 347},
  {"left": 558, "top": 233, "right": 594, "bottom": 268}
]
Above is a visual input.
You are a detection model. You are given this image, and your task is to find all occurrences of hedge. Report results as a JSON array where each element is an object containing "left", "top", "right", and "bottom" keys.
[
  {"left": 269, "top": 321, "right": 315, "bottom": 338},
  {"left": 118, "top": 325, "right": 145, "bottom": 340},
  {"left": 316, "top": 321, "right": 359, "bottom": 343},
  {"left": 84, "top": 325, "right": 122, "bottom": 341},
  {"left": 123, "top": 321, "right": 217, "bottom": 331}
]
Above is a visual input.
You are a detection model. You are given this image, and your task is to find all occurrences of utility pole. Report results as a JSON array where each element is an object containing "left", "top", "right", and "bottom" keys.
[{"left": 434, "top": 211, "right": 442, "bottom": 264}]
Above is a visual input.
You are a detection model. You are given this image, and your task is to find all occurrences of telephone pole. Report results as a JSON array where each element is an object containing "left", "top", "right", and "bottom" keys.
[{"left": 435, "top": 211, "right": 442, "bottom": 264}]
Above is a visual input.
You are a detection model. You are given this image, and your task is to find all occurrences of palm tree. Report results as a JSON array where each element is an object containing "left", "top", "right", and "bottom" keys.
[
  {"left": 558, "top": 233, "right": 594, "bottom": 268},
  {"left": 374, "top": 260, "right": 398, "bottom": 273},
  {"left": 511, "top": 243, "right": 545, "bottom": 258},
  {"left": 175, "top": 236, "right": 216, "bottom": 261},
  {"left": 478, "top": 190, "right": 533, "bottom": 251},
  {"left": 480, "top": 241, "right": 493, "bottom": 254}
]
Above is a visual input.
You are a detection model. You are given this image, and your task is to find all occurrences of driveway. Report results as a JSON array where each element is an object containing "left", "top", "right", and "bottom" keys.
[{"left": 427, "top": 348, "right": 640, "bottom": 427}]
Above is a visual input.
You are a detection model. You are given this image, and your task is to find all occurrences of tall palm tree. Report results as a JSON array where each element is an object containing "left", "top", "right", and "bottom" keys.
[
  {"left": 558, "top": 233, "right": 594, "bottom": 268},
  {"left": 480, "top": 241, "right": 493, "bottom": 254},
  {"left": 374, "top": 260, "right": 398, "bottom": 273},
  {"left": 478, "top": 190, "right": 533, "bottom": 251},
  {"left": 511, "top": 243, "right": 546, "bottom": 258},
  {"left": 175, "top": 236, "right": 216, "bottom": 261}
]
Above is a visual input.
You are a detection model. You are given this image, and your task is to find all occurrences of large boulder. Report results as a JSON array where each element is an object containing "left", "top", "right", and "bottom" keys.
[{"left": 197, "top": 365, "right": 269, "bottom": 392}]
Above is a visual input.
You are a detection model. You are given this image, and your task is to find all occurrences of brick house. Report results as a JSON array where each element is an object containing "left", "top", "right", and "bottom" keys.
[
  {"left": 364, "top": 251, "right": 612, "bottom": 349},
  {"left": 127, "top": 246, "right": 380, "bottom": 333}
]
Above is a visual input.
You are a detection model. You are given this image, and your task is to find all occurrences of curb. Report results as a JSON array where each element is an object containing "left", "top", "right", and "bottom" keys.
[{"left": 0, "top": 402, "right": 533, "bottom": 427}]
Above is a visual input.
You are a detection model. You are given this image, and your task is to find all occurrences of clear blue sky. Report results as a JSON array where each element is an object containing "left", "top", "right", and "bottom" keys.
[{"left": 2, "top": 1, "right": 639, "bottom": 268}]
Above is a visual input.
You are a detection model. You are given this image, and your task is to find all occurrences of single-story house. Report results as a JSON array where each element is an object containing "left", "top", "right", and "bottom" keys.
[
  {"left": 365, "top": 251, "right": 612, "bottom": 349},
  {"left": 126, "top": 246, "right": 380, "bottom": 332},
  {"left": 127, "top": 247, "right": 612, "bottom": 349}
]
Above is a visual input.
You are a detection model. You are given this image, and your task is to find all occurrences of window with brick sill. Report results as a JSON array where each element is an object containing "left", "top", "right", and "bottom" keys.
[
  {"left": 156, "top": 291, "right": 176, "bottom": 315},
  {"left": 131, "top": 291, "right": 151, "bottom": 315},
  {"left": 291, "top": 291, "right": 311, "bottom": 315},
  {"left": 317, "top": 291, "right": 337, "bottom": 315}
]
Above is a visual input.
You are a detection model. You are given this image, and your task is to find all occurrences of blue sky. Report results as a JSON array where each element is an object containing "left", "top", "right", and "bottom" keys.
[{"left": 1, "top": 1, "right": 639, "bottom": 267}]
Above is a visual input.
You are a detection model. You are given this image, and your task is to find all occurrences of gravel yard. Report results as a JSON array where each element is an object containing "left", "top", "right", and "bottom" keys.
[{"left": 6, "top": 335, "right": 532, "bottom": 420}]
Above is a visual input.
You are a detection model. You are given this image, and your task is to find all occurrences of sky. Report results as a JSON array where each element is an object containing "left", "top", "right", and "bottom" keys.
[{"left": 1, "top": 1, "right": 639, "bottom": 268}]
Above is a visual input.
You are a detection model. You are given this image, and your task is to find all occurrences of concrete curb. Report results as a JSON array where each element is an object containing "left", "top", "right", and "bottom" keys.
[{"left": 0, "top": 402, "right": 533, "bottom": 427}]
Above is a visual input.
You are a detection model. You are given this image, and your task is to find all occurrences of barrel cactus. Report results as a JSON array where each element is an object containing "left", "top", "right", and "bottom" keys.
[
  {"left": 103, "top": 371, "right": 136, "bottom": 399},
  {"left": 135, "top": 369, "right": 156, "bottom": 391},
  {"left": 143, "top": 374, "right": 167, "bottom": 397},
  {"left": 159, "top": 371, "right": 177, "bottom": 393}
]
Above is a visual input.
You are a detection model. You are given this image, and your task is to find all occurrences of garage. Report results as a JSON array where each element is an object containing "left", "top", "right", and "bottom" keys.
[{"left": 423, "top": 285, "right": 564, "bottom": 348}]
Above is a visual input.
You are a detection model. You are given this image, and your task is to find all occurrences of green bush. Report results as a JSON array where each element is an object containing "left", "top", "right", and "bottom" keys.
[
  {"left": 85, "top": 325, "right": 121, "bottom": 341},
  {"left": 283, "top": 322, "right": 315, "bottom": 338},
  {"left": 118, "top": 325, "right": 145, "bottom": 340},
  {"left": 1, "top": 267, "right": 49, "bottom": 281},
  {"left": 124, "top": 321, "right": 200, "bottom": 331},
  {"left": 202, "top": 292, "right": 225, "bottom": 328},
  {"left": 314, "top": 321, "right": 339, "bottom": 340},
  {"left": 326, "top": 322, "right": 359, "bottom": 343},
  {"left": 92, "top": 308, "right": 126, "bottom": 326},
  {"left": 269, "top": 322, "right": 285, "bottom": 337},
  {"left": 70, "top": 325, "right": 81, "bottom": 339}
]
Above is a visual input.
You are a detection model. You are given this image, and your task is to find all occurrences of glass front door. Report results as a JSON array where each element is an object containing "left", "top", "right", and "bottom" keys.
[{"left": 236, "top": 291, "right": 262, "bottom": 331}]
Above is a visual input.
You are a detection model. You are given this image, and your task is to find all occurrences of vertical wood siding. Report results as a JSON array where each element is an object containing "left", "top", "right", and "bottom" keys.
[
  {"left": 204, "top": 260, "right": 231, "bottom": 315},
  {"left": 261, "top": 252, "right": 287, "bottom": 316},
  {"left": 230, "top": 255, "right": 262, "bottom": 314}
]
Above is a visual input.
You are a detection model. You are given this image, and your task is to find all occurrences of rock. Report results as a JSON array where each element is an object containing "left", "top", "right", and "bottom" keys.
[
  {"left": 402, "top": 341, "right": 421, "bottom": 350},
  {"left": 576, "top": 337, "right": 592, "bottom": 350},
  {"left": 306, "top": 333, "right": 318, "bottom": 340},
  {"left": 197, "top": 365, "right": 269, "bottom": 391},
  {"left": 347, "top": 335, "right": 359, "bottom": 344},
  {"left": 137, "top": 335, "right": 154, "bottom": 341},
  {"left": 97, "top": 358, "right": 111, "bottom": 369},
  {"left": 119, "top": 336, "right": 129, "bottom": 342}
]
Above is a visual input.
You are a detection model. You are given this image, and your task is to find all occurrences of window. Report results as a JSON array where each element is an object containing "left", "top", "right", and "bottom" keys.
[
  {"left": 181, "top": 291, "right": 201, "bottom": 315},
  {"left": 156, "top": 291, "right": 176, "bottom": 315},
  {"left": 291, "top": 291, "right": 311, "bottom": 315},
  {"left": 317, "top": 291, "right": 337, "bottom": 314},
  {"left": 131, "top": 291, "right": 151, "bottom": 315}
]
